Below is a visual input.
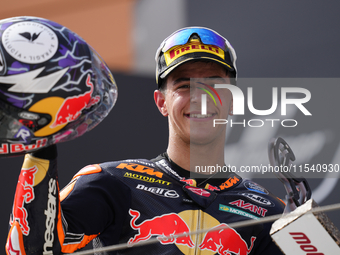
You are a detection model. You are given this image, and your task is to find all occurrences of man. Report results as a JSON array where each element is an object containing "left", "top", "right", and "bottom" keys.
[{"left": 6, "top": 26, "right": 285, "bottom": 254}]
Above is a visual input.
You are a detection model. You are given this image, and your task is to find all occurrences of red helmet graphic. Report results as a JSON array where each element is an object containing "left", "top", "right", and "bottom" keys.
[{"left": 0, "top": 16, "right": 117, "bottom": 157}]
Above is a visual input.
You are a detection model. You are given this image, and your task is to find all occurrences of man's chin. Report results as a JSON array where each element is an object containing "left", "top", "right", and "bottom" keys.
[
  {"left": 189, "top": 133, "right": 217, "bottom": 145},
  {"left": 189, "top": 125, "right": 226, "bottom": 144}
]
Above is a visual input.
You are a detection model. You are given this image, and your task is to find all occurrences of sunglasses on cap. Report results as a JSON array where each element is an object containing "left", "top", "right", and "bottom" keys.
[{"left": 155, "top": 27, "right": 236, "bottom": 63}]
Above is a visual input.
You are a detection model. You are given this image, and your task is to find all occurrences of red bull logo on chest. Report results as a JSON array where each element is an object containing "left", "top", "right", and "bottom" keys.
[
  {"left": 199, "top": 223, "right": 256, "bottom": 255},
  {"left": 128, "top": 209, "right": 194, "bottom": 247},
  {"left": 128, "top": 209, "right": 256, "bottom": 254}
]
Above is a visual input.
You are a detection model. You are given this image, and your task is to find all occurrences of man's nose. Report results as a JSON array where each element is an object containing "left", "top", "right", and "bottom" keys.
[{"left": 190, "top": 86, "right": 206, "bottom": 103}]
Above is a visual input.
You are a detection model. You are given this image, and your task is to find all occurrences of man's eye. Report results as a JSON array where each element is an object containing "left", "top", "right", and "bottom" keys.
[{"left": 178, "top": 85, "right": 190, "bottom": 89}]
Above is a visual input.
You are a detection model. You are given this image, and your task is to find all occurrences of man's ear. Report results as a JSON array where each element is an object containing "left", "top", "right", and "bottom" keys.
[{"left": 154, "top": 90, "right": 168, "bottom": 116}]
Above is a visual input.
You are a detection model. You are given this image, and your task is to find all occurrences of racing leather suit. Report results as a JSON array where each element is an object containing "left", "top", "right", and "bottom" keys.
[{"left": 6, "top": 147, "right": 285, "bottom": 255}]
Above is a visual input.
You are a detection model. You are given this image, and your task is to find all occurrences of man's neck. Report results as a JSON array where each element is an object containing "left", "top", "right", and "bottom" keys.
[{"left": 166, "top": 136, "right": 225, "bottom": 173}]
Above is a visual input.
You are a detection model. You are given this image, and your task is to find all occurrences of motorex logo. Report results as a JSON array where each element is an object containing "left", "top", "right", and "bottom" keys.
[{"left": 197, "top": 79, "right": 312, "bottom": 128}]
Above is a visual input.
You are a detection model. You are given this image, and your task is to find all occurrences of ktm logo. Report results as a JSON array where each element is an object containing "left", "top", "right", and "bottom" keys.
[
  {"left": 117, "top": 163, "right": 163, "bottom": 178},
  {"left": 219, "top": 176, "right": 239, "bottom": 190}
]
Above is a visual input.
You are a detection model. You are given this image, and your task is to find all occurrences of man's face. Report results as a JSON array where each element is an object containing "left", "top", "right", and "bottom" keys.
[{"left": 155, "top": 61, "right": 233, "bottom": 145}]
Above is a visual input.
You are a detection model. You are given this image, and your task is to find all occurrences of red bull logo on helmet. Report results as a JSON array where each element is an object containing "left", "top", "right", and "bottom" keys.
[
  {"left": 0, "top": 138, "right": 47, "bottom": 155},
  {"left": 51, "top": 74, "right": 100, "bottom": 128},
  {"left": 128, "top": 209, "right": 256, "bottom": 254}
]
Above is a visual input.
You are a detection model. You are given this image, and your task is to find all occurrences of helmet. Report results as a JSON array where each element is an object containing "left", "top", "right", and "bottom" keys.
[
  {"left": 155, "top": 26, "right": 237, "bottom": 87},
  {"left": 0, "top": 16, "right": 117, "bottom": 157}
]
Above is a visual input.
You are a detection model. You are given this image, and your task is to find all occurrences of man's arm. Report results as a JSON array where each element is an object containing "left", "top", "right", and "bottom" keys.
[
  {"left": 6, "top": 145, "right": 62, "bottom": 255},
  {"left": 6, "top": 145, "right": 131, "bottom": 255}
]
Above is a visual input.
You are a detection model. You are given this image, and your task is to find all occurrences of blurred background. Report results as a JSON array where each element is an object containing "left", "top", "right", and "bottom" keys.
[{"left": 1, "top": 0, "right": 340, "bottom": 252}]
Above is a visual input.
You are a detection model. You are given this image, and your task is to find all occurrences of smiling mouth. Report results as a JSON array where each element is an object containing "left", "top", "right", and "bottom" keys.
[{"left": 187, "top": 113, "right": 215, "bottom": 119}]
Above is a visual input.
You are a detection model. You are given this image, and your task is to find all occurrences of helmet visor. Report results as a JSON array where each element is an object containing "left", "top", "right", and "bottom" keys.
[{"left": 0, "top": 108, "right": 35, "bottom": 143}]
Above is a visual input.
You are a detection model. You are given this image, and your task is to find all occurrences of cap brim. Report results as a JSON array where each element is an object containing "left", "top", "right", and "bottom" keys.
[{"left": 160, "top": 56, "right": 234, "bottom": 80}]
